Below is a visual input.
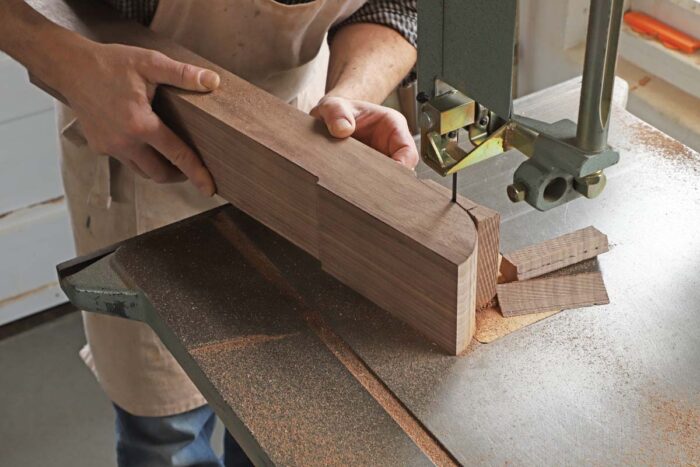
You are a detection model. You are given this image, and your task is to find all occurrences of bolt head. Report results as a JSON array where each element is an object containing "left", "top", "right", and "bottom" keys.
[
  {"left": 574, "top": 172, "right": 607, "bottom": 199},
  {"left": 580, "top": 171, "right": 603, "bottom": 186},
  {"left": 507, "top": 183, "right": 527, "bottom": 203}
]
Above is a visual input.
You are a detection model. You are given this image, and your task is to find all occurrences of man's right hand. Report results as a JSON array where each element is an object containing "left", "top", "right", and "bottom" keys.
[{"left": 58, "top": 42, "right": 220, "bottom": 196}]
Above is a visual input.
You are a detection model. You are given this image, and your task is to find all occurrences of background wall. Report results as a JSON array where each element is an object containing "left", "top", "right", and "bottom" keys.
[
  {"left": 0, "top": 52, "right": 75, "bottom": 325},
  {"left": 516, "top": 0, "right": 700, "bottom": 151}
]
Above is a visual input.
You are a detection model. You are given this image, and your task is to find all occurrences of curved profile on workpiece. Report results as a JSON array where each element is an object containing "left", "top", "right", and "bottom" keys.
[{"left": 27, "top": 0, "right": 490, "bottom": 355}]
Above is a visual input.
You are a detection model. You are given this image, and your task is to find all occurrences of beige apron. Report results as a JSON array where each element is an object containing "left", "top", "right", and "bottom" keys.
[{"left": 59, "top": 0, "right": 366, "bottom": 417}]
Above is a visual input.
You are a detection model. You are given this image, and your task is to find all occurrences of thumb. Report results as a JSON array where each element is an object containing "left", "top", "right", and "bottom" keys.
[
  {"left": 310, "top": 97, "right": 356, "bottom": 138},
  {"left": 142, "top": 51, "right": 220, "bottom": 92}
]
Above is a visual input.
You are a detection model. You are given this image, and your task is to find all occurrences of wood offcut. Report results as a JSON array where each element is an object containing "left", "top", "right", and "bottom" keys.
[
  {"left": 496, "top": 271, "right": 610, "bottom": 317},
  {"left": 501, "top": 226, "right": 609, "bottom": 282},
  {"left": 28, "top": 0, "right": 484, "bottom": 354}
]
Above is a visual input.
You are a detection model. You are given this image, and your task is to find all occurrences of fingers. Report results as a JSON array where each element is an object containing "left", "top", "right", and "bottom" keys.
[
  {"left": 390, "top": 142, "right": 420, "bottom": 169},
  {"left": 312, "top": 96, "right": 419, "bottom": 169},
  {"left": 123, "top": 159, "right": 149, "bottom": 179},
  {"left": 141, "top": 51, "right": 220, "bottom": 92},
  {"left": 311, "top": 96, "right": 356, "bottom": 138},
  {"left": 143, "top": 116, "right": 216, "bottom": 196},
  {"left": 130, "top": 145, "right": 186, "bottom": 183},
  {"left": 382, "top": 113, "right": 420, "bottom": 169},
  {"left": 354, "top": 102, "right": 419, "bottom": 169}
]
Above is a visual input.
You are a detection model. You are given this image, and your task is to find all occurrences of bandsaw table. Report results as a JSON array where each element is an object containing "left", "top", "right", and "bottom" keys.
[{"left": 58, "top": 79, "right": 700, "bottom": 465}]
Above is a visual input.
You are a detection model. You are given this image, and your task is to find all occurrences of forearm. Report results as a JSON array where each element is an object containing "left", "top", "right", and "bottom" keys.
[
  {"left": 0, "top": 0, "right": 92, "bottom": 92},
  {"left": 326, "top": 23, "right": 416, "bottom": 104}
]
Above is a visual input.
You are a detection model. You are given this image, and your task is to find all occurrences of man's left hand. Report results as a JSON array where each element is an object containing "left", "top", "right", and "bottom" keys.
[{"left": 311, "top": 96, "right": 419, "bottom": 169}]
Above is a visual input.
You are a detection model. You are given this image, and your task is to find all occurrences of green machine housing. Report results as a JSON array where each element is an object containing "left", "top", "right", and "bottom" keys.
[{"left": 417, "top": 0, "right": 624, "bottom": 211}]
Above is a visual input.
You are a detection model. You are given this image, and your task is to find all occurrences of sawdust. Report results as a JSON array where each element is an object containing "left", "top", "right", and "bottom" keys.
[
  {"left": 189, "top": 333, "right": 297, "bottom": 355},
  {"left": 625, "top": 391, "right": 700, "bottom": 466},
  {"left": 654, "top": 398, "right": 699, "bottom": 442},
  {"left": 630, "top": 121, "right": 698, "bottom": 164},
  {"left": 212, "top": 213, "right": 288, "bottom": 286},
  {"left": 644, "top": 393, "right": 700, "bottom": 465},
  {"left": 629, "top": 75, "right": 651, "bottom": 92},
  {"left": 303, "top": 307, "right": 458, "bottom": 467},
  {"left": 474, "top": 305, "right": 560, "bottom": 343},
  {"left": 212, "top": 211, "right": 459, "bottom": 466}
]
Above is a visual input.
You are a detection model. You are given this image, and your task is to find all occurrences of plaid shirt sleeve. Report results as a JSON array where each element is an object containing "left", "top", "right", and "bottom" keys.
[{"left": 333, "top": 1, "right": 417, "bottom": 48}]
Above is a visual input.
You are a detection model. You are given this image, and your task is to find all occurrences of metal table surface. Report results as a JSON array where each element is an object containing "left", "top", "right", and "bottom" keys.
[{"left": 59, "top": 79, "right": 699, "bottom": 465}]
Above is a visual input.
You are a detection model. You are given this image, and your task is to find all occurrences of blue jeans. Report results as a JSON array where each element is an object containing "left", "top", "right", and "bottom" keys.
[{"left": 114, "top": 404, "right": 253, "bottom": 467}]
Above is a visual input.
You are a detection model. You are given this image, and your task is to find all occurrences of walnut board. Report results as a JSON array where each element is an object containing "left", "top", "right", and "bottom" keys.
[
  {"left": 28, "top": 0, "right": 481, "bottom": 354},
  {"left": 501, "top": 226, "right": 609, "bottom": 282},
  {"left": 496, "top": 271, "right": 610, "bottom": 317}
]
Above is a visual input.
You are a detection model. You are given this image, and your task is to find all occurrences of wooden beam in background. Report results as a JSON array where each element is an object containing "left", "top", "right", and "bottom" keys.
[{"left": 28, "top": 0, "right": 479, "bottom": 354}]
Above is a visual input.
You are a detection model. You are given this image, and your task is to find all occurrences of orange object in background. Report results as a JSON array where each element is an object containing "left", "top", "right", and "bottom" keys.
[{"left": 624, "top": 11, "right": 700, "bottom": 54}]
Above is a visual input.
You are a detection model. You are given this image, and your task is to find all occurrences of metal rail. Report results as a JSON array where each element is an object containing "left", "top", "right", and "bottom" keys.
[{"left": 577, "top": 0, "right": 625, "bottom": 153}]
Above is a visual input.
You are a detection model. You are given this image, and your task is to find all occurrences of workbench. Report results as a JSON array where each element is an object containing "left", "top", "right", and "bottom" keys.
[{"left": 59, "top": 78, "right": 700, "bottom": 465}]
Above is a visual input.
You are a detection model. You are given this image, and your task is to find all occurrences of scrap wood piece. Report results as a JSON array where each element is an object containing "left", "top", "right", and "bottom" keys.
[
  {"left": 423, "top": 180, "right": 500, "bottom": 309},
  {"left": 501, "top": 226, "right": 609, "bottom": 282},
  {"left": 29, "top": 0, "right": 479, "bottom": 354},
  {"left": 496, "top": 271, "right": 609, "bottom": 318}
]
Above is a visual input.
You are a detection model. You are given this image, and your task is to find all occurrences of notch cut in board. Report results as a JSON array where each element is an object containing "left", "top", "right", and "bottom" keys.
[
  {"left": 28, "top": 0, "right": 483, "bottom": 354},
  {"left": 501, "top": 226, "right": 609, "bottom": 282}
]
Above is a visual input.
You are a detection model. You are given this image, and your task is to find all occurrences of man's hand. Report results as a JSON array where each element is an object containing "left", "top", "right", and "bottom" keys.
[
  {"left": 311, "top": 96, "right": 419, "bottom": 169},
  {"left": 58, "top": 42, "right": 220, "bottom": 196},
  {"left": 317, "top": 21, "right": 418, "bottom": 169},
  {"left": 0, "top": 2, "right": 218, "bottom": 195}
]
